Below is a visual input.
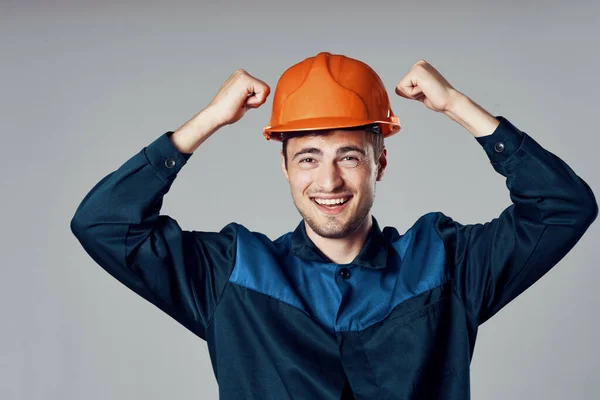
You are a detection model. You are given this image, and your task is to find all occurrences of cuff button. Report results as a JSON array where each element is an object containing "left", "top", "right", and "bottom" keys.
[
  {"left": 165, "top": 158, "right": 176, "bottom": 168},
  {"left": 494, "top": 142, "right": 505, "bottom": 153}
]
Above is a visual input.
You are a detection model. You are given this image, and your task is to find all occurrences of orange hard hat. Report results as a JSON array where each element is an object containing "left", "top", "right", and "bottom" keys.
[{"left": 263, "top": 52, "right": 401, "bottom": 141}]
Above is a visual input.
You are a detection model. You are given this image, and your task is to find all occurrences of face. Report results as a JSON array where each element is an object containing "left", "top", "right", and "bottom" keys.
[{"left": 281, "top": 130, "right": 387, "bottom": 239}]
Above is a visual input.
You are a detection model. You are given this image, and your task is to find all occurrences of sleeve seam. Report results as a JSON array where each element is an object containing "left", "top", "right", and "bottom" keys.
[
  {"left": 124, "top": 219, "right": 206, "bottom": 337},
  {"left": 500, "top": 223, "right": 548, "bottom": 291},
  {"left": 479, "top": 222, "right": 548, "bottom": 325},
  {"left": 205, "top": 224, "right": 239, "bottom": 329},
  {"left": 432, "top": 213, "right": 480, "bottom": 326}
]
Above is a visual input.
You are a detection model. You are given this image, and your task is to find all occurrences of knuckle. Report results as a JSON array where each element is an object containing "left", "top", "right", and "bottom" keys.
[{"left": 413, "top": 59, "right": 428, "bottom": 69}]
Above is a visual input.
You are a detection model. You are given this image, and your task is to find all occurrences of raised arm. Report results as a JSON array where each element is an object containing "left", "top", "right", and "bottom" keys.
[
  {"left": 70, "top": 70, "right": 270, "bottom": 339},
  {"left": 396, "top": 60, "right": 598, "bottom": 326},
  {"left": 435, "top": 113, "right": 597, "bottom": 325}
]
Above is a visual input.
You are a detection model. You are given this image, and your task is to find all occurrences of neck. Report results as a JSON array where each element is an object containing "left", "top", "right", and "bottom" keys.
[{"left": 305, "top": 214, "right": 373, "bottom": 264}]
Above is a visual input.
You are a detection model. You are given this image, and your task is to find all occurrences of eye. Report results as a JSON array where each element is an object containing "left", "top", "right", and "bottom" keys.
[
  {"left": 339, "top": 156, "right": 359, "bottom": 167},
  {"left": 298, "top": 157, "right": 318, "bottom": 169}
]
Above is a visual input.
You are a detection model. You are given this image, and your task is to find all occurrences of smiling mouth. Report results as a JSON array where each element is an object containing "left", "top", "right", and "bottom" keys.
[
  {"left": 310, "top": 196, "right": 352, "bottom": 213},
  {"left": 312, "top": 197, "right": 351, "bottom": 206}
]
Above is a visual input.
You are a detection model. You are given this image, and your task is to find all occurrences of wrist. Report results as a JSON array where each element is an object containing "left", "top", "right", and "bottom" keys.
[
  {"left": 443, "top": 91, "right": 499, "bottom": 138},
  {"left": 171, "top": 107, "right": 222, "bottom": 153},
  {"left": 198, "top": 105, "right": 227, "bottom": 131},
  {"left": 443, "top": 89, "right": 468, "bottom": 117}
]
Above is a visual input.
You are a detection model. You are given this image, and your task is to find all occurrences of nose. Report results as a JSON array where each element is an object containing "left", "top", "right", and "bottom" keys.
[{"left": 316, "top": 161, "right": 344, "bottom": 192}]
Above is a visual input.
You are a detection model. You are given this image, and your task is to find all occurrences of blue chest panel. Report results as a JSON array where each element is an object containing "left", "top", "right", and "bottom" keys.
[{"left": 228, "top": 213, "right": 451, "bottom": 332}]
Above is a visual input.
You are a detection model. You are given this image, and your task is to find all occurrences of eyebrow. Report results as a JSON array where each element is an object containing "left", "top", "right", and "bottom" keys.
[{"left": 291, "top": 146, "right": 366, "bottom": 161}]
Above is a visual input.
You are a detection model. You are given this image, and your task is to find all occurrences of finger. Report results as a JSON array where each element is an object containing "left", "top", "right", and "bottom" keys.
[
  {"left": 413, "top": 93, "right": 426, "bottom": 102},
  {"left": 245, "top": 94, "right": 263, "bottom": 108},
  {"left": 244, "top": 94, "right": 259, "bottom": 108},
  {"left": 395, "top": 81, "right": 423, "bottom": 99},
  {"left": 245, "top": 81, "right": 271, "bottom": 107},
  {"left": 395, "top": 86, "right": 411, "bottom": 99},
  {"left": 395, "top": 60, "right": 429, "bottom": 99},
  {"left": 254, "top": 81, "right": 271, "bottom": 102}
]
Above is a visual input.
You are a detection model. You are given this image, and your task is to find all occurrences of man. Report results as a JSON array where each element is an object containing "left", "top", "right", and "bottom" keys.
[{"left": 71, "top": 52, "right": 597, "bottom": 399}]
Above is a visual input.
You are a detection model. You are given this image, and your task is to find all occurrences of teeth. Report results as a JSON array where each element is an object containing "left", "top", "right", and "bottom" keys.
[{"left": 314, "top": 197, "right": 348, "bottom": 205}]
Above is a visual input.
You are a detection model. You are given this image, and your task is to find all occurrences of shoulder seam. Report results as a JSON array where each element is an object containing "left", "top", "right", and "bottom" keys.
[
  {"left": 206, "top": 222, "right": 239, "bottom": 329},
  {"left": 430, "top": 212, "right": 479, "bottom": 326}
]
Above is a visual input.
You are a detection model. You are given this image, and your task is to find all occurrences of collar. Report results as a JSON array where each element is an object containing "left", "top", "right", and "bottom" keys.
[{"left": 290, "top": 216, "right": 388, "bottom": 269}]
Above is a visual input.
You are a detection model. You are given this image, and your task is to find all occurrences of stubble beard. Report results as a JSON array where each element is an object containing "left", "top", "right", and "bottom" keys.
[{"left": 293, "top": 192, "right": 375, "bottom": 239}]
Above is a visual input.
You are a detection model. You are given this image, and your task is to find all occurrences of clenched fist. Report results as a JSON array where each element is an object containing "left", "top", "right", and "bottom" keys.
[
  {"left": 171, "top": 70, "right": 271, "bottom": 153},
  {"left": 206, "top": 69, "right": 271, "bottom": 128},
  {"left": 395, "top": 60, "right": 461, "bottom": 113}
]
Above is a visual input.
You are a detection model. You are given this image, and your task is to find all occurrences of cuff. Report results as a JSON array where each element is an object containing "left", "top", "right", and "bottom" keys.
[
  {"left": 475, "top": 116, "right": 525, "bottom": 164},
  {"left": 144, "top": 131, "right": 192, "bottom": 180}
]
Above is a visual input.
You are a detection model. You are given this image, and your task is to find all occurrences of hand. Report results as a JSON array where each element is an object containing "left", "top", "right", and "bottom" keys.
[
  {"left": 205, "top": 69, "right": 271, "bottom": 127},
  {"left": 170, "top": 70, "right": 270, "bottom": 153},
  {"left": 395, "top": 60, "right": 461, "bottom": 113}
]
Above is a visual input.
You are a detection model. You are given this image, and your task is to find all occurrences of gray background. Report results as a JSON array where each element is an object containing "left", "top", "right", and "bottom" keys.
[{"left": 2, "top": 0, "right": 599, "bottom": 399}]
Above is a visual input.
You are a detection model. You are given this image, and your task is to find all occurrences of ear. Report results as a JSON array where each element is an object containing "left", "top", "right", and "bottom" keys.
[
  {"left": 376, "top": 147, "right": 387, "bottom": 181},
  {"left": 281, "top": 149, "right": 289, "bottom": 182}
]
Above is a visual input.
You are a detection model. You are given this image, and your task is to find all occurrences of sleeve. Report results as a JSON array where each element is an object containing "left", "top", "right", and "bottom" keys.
[
  {"left": 434, "top": 116, "right": 598, "bottom": 326},
  {"left": 70, "top": 131, "right": 237, "bottom": 340}
]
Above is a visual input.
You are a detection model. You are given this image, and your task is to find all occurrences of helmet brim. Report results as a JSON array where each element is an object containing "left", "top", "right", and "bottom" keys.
[{"left": 263, "top": 117, "right": 400, "bottom": 141}]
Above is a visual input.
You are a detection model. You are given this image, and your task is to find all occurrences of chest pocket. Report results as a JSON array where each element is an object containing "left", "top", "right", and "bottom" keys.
[
  {"left": 354, "top": 280, "right": 463, "bottom": 399},
  {"left": 385, "top": 279, "right": 452, "bottom": 327}
]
